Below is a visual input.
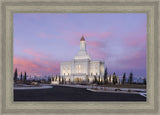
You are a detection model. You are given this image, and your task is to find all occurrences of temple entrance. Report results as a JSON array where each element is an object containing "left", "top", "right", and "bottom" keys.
[{"left": 74, "top": 78, "right": 82, "bottom": 83}]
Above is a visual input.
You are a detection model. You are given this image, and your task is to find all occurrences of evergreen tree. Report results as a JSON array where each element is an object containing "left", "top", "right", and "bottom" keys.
[
  {"left": 24, "top": 72, "right": 27, "bottom": 83},
  {"left": 56, "top": 75, "right": 57, "bottom": 81},
  {"left": 86, "top": 75, "right": 89, "bottom": 83},
  {"left": 113, "top": 72, "right": 117, "bottom": 85},
  {"left": 97, "top": 76, "right": 100, "bottom": 85},
  {"left": 104, "top": 77, "right": 108, "bottom": 84},
  {"left": 69, "top": 78, "right": 71, "bottom": 83},
  {"left": 109, "top": 75, "right": 111, "bottom": 83},
  {"left": 59, "top": 76, "right": 61, "bottom": 83},
  {"left": 104, "top": 67, "right": 108, "bottom": 81},
  {"left": 62, "top": 76, "right": 64, "bottom": 84},
  {"left": 93, "top": 76, "right": 97, "bottom": 84},
  {"left": 20, "top": 72, "right": 23, "bottom": 81},
  {"left": 14, "top": 68, "right": 18, "bottom": 83},
  {"left": 143, "top": 78, "right": 146, "bottom": 84},
  {"left": 48, "top": 77, "right": 51, "bottom": 83},
  {"left": 122, "top": 72, "right": 126, "bottom": 84},
  {"left": 129, "top": 72, "right": 133, "bottom": 84}
]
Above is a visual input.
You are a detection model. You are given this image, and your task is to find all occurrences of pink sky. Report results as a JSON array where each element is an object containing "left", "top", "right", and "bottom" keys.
[{"left": 14, "top": 13, "right": 146, "bottom": 77}]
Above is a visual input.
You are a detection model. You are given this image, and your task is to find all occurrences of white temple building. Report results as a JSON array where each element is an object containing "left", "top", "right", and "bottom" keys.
[{"left": 60, "top": 36, "right": 105, "bottom": 83}]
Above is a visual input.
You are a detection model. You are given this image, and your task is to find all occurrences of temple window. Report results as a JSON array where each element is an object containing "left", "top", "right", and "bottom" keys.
[{"left": 96, "top": 64, "right": 98, "bottom": 69}]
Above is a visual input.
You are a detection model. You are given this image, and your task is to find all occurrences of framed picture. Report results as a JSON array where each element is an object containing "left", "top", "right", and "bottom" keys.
[{"left": 0, "top": 0, "right": 159, "bottom": 115}]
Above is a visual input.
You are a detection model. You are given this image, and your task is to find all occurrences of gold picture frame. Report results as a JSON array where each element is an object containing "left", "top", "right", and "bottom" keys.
[{"left": 0, "top": 0, "right": 159, "bottom": 114}]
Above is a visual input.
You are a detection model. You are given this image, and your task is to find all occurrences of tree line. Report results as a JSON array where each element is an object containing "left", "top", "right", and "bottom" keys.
[
  {"left": 14, "top": 68, "right": 27, "bottom": 83},
  {"left": 103, "top": 67, "right": 146, "bottom": 85},
  {"left": 14, "top": 67, "right": 146, "bottom": 85}
]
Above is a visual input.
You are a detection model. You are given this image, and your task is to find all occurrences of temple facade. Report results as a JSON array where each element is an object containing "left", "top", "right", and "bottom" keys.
[{"left": 60, "top": 36, "right": 105, "bottom": 83}]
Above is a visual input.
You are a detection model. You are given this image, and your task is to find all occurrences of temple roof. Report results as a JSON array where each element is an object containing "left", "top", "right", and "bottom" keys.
[{"left": 80, "top": 35, "right": 85, "bottom": 41}]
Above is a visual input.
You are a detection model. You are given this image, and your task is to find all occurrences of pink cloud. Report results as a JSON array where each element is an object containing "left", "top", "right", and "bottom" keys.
[
  {"left": 69, "top": 36, "right": 106, "bottom": 49},
  {"left": 100, "top": 32, "right": 111, "bottom": 38},
  {"left": 88, "top": 48, "right": 107, "bottom": 60},
  {"left": 14, "top": 56, "right": 61, "bottom": 76},
  {"left": 73, "top": 32, "right": 111, "bottom": 39},
  {"left": 14, "top": 57, "right": 44, "bottom": 74},
  {"left": 123, "top": 25, "right": 146, "bottom": 47},
  {"left": 109, "top": 24, "right": 147, "bottom": 70},
  {"left": 37, "top": 32, "right": 52, "bottom": 39},
  {"left": 124, "top": 35, "right": 146, "bottom": 47},
  {"left": 37, "top": 32, "right": 73, "bottom": 43},
  {"left": 23, "top": 49, "right": 48, "bottom": 59},
  {"left": 113, "top": 48, "right": 146, "bottom": 69},
  {"left": 87, "top": 41, "right": 105, "bottom": 48},
  {"left": 69, "top": 38, "right": 79, "bottom": 45}
]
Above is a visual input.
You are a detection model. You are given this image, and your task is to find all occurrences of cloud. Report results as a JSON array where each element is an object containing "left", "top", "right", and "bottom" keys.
[
  {"left": 87, "top": 41, "right": 106, "bottom": 48},
  {"left": 85, "top": 32, "right": 111, "bottom": 39},
  {"left": 123, "top": 24, "right": 147, "bottom": 47},
  {"left": 15, "top": 49, "right": 62, "bottom": 76},
  {"left": 124, "top": 34, "right": 146, "bottom": 47},
  {"left": 69, "top": 38, "right": 79, "bottom": 46},
  {"left": 112, "top": 47, "right": 146, "bottom": 70},
  {"left": 73, "top": 32, "right": 111, "bottom": 40},
  {"left": 14, "top": 57, "right": 44, "bottom": 74},
  {"left": 69, "top": 35, "right": 107, "bottom": 48},
  {"left": 37, "top": 33, "right": 52, "bottom": 39},
  {"left": 106, "top": 24, "right": 147, "bottom": 70},
  {"left": 88, "top": 48, "right": 107, "bottom": 60},
  {"left": 14, "top": 56, "right": 61, "bottom": 76},
  {"left": 23, "top": 49, "right": 48, "bottom": 59}
]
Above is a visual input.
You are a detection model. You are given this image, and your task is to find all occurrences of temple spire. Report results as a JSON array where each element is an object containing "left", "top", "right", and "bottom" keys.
[
  {"left": 80, "top": 35, "right": 85, "bottom": 41},
  {"left": 74, "top": 36, "right": 91, "bottom": 60}
]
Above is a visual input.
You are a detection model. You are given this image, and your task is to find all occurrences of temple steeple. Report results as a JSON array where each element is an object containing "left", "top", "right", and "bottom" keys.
[
  {"left": 74, "top": 36, "right": 91, "bottom": 60},
  {"left": 80, "top": 35, "right": 86, "bottom": 51},
  {"left": 80, "top": 35, "right": 85, "bottom": 41}
]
